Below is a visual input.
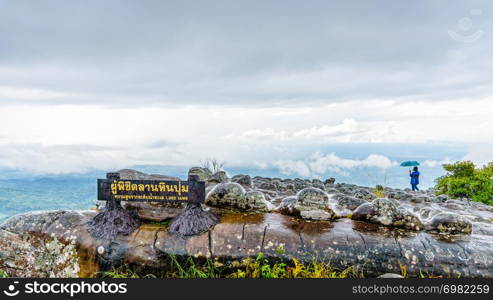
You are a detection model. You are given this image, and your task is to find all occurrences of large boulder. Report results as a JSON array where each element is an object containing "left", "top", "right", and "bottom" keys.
[
  {"left": 324, "top": 177, "right": 336, "bottom": 185},
  {"left": 231, "top": 174, "right": 253, "bottom": 188},
  {"left": 256, "top": 181, "right": 278, "bottom": 191},
  {"left": 277, "top": 188, "right": 335, "bottom": 221},
  {"left": 297, "top": 187, "right": 330, "bottom": 207},
  {"left": 205, "top": 183, "right": 269, "bottom": 212},
  {"left": 352, "top": 198, "right": 423, "bottom": 231},
  {"left": 429, "top": 213, "right": 473, "bottom": 234},
  {"left": 188, "top": 167, "right": 212, "bottom": 181},
  {"left": 208, "top": 171, "right": 229, "bottom": 184},
  {"left": 353, "top": 188, "right": 376, "bottom": 201},
  {"left": 331, "top": 193, "right": 368, "bottom": 210},
  {"left": 2, "top": 210, "right": 493, "bottom": 278}
]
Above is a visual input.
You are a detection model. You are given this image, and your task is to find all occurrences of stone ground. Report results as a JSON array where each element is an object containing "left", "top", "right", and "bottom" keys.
[{"left": 1, "top": 168, "right": 492, "bottom": 278}]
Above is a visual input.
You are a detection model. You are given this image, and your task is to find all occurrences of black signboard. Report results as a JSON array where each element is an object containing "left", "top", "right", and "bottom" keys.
[
  {"left": 97, "top": 173, "right": 205, "bottom": 204},
  {"left": 89, "top": 172, "right": 214, "bottom": 239}
]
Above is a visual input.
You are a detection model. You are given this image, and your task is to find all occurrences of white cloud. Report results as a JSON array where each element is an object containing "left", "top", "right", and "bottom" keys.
[
  {"left": 272, "top": 160, "right": 312, "bottom": 177},
  {"left": 292, "top": 119, "right": 364, "bottom": 138},
  {"left": 422, "top": 158, "right": 454, "bottom": 168},
  {"left": 0, "top": 98, "right": 490, "bottom": 174},
  {"left": 273, "top": 152, "right": 397, "bottom": 178},
  {"left": 0, "top": 86, "right": 69, "bottom": 101},
  {"left": 463, "top": 144, "right": 493, "bottom": 167}
]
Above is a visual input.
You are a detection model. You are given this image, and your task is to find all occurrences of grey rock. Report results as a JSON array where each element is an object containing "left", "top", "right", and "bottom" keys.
[
  {"left": 352, "top": 198, "right": 423, "bottom": 231},
  {"left": 231, "top": 174, "right": 253, "bottom": 188},
  {"left": 2, "top": 210, "right": 493, "bottom": 278},
  {"left": 278, "top": 188, "right": 335, "bottom": 221},
  {"left": 256, "top": 181, "right": 278, "bottom": 191},
  {"left": 429, "top": 212, "right": 473, "bottom": 234},
  {"left": 297, "top": 187, "right": 330, "bottom": 208},
  {"left": 324, "top": 177, "right": 336, "bottom": 185},
  {"left": 208, "top": 171, "right": 229, "bottom": 184},
  {"left": 353, "top": 188, "right": 377, "bottom": 201},
  {"left": 188, "top": 167, "right": 212, "bottom": 181},
  {"left": 205, "top": 183, "right": 269, "bottom": 212},
  {"left": 331, "top": 193, "right": 368, "bottom": 210}
]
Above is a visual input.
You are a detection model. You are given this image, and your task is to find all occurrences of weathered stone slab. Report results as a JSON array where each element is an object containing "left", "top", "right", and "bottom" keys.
[{"left": 1, "top": 210, "right": 493, "bottom": 278}]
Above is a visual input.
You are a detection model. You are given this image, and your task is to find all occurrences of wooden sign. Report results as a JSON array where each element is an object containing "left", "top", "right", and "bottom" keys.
[{"left": 97, "top": 173, "right": 205, "bottom": 204}]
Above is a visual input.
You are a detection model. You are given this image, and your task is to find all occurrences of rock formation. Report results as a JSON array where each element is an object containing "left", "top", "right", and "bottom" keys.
[{"left": 1, "top": 168, "right": 492, "bottom": 278}]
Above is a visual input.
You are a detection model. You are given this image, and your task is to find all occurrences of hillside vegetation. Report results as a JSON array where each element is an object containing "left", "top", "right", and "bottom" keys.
[{"left": 435, "top": 161, "right": 493, "bottom": 205}]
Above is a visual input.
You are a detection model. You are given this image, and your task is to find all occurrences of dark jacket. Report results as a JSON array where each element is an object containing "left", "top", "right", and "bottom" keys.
[{"left": 410, "top": 171, "right": 420, "bottom": 185}]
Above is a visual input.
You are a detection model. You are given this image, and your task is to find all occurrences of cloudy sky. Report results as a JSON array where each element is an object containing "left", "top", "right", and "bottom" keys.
[{"left": 0, "top": 1, "right": 492, "bottom": 184}]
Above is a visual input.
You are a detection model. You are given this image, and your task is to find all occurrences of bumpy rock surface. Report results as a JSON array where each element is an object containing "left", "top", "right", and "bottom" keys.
[
  {"left": 188, "top": 167, "right": 212, "bottom": 181},
  {"left": 205, "top": 183, "right": 270, "bottom": 212},
  {"left": 278, "top": 188, "right": 336, "bottom": 220},
  {"left": 429, "top": 213, "right": 473, "bottom": 234},
  {"left": 232, "top": 174, "right": 253, "bottom": 188},
  {"left": 352, "top": 198, "right": 423, "bottom": 231},
  {"left": 208, "top": 171, "right": 229, "bottom": 184},
  {"left": 2, "top": 168, "right": 493, "bottom": 278},
  {"left": 1, "top": 210, "right": 493, "bottom": 278}
]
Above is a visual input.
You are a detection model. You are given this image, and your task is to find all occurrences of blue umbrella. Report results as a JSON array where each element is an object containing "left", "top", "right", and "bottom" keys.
[{"left": 400, "top": 161, "right": 420, "bottom": 167}]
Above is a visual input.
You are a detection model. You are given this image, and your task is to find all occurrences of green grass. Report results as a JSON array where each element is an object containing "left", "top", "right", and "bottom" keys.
[
  {"left": 101, "top": 253, "right": 363, "bottom": 278},
  {"left": 0, "top": 270, "right": 8, "bottom": 278}
]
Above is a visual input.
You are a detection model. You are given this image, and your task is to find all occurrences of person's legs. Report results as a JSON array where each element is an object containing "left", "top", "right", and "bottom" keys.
[
  {"left": 411, "top": 184, "right": 416, "bottom": 191},
  {"left": 415, "top": 185, "right": 419, "bottom": 191}
]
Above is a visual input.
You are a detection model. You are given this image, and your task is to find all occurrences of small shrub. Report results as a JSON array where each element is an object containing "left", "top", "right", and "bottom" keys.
[
  {"left": 100, "top": 254, "right": 362, "bottom": 278},
  {"left": 435, "top": 161, "right": 493, "bottom": 205},
  {"left": 373, "top": 185, "right": 386, "bottom": 198}
]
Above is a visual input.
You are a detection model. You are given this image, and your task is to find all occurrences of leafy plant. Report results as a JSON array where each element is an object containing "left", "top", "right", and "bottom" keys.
[
  {"left": 373, "top": 185, "right": 385, "bottom": 198},
  {"left": 0, "top": 269, "right": 8, "bottom": 278},
  {"left": 101, "top": 253, "right": 362, "bottom": 278},
  {"left": 435, "top": 161, "right": 493, "bottom": 205}
]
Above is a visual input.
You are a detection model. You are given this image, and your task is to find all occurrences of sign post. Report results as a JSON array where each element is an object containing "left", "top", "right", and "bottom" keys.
[
  {"left": 168, "top": 174, "right": 219, "bottom": 236},
  {"left": 88, "top": 172, "right": 218, "bottom": 239}
]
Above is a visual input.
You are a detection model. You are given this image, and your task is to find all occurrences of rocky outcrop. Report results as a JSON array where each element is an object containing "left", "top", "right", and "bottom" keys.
[
  {"left": 208, "top": 171, "right": 229, "bottom": 184},
  {"left": 278, "top": 188, "right": 336, "bottom": 221},
  {"left": 188, "top": 167, "right": 212, "bottom": 181},
  {"left": 231, "top": 174, "right": 253, "bottom": 188},
  {"left": 1, "top": 210, "right": 492, "bottom": 278},
  {"left": 352, "top": 198, "right": 423, "bottom": 231},
  {"left": 1, "top": 168, "right": 493, "bottom": 278},
  {"left": 205, "top": 183, "right": 270, "bottom": 212},
  {"left": 429, "top": 213, "right": 473, "bottom": 234}
]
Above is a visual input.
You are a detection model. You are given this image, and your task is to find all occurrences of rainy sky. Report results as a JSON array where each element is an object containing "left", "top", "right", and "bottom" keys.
[{"left": 0, "top": 0, "right": 492, "bottom": 177}]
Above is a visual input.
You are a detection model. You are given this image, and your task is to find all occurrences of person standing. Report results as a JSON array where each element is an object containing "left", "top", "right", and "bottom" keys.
[{"left": 409, "top": 166, "right": 420, "bottom": 191}]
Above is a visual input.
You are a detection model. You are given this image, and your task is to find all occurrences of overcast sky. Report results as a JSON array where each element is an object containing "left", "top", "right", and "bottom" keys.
[{"left": 0, "top": 0, "right": 492, "bottom": 177}]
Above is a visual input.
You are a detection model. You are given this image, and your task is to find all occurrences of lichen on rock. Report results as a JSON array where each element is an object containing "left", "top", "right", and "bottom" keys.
[
  {"left": 206, "top": 182, "right": 270, "bottom": 211},
  {"left": 352, "top": 198, "right": 423, "bottom": 230},
  {"left": 429, "top": 212, "right": 473, "bottom": 234},
  {"left": 278, "top": 187, "right": 336, "bottom": 220}
]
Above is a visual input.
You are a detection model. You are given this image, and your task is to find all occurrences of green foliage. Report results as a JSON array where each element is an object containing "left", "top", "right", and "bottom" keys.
[
  {"left": 101, "top": 253, "right": 362, "bottom": 278},
  {"left": 373, "top": 185, "right": 385, "bottom": 198},
  {"left": 102, "top": 266, "right": 155, "bottom": 278},
  {"left": 0, "top": 269, "right": 8, "bottom": 278},
  {"left": 435, "top": 161, "right": 493, "bottom": 205}
]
